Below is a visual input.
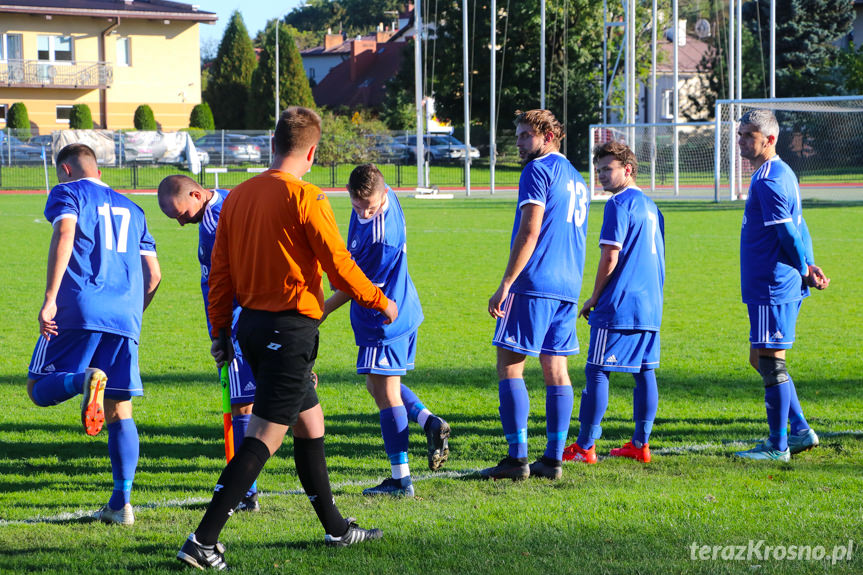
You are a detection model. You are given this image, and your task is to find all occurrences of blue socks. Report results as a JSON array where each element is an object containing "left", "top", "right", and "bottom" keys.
[
  {"left": 498, "top": 378, "right": 529, "bottom": 459},
  {"left": 632, "top": 369, "right": 658, "bottom": 445},
  {"left": 107, "top": 418, "right": 139, "bottom": 510},
  {"left": 400, "top": 384, "right": 433, "bottom": 429},
  {"left": 577, "top": 365, "right": 609, "bottom": 450},
  {"left": 786, "top": 377, "right": 810, "bottom": 434},
  {"left": 380, "top": 405, "right": 410, "bottom": 478},
  {"left": 544, "top": 385, "right": 574, "bottom": 461},
  {"left": 232, "top": 413, "right": 256, "bottom": 495},
  {"left": 765, "top": 383, "right": 791, "bottom": 451},
  {"left": 30, "top": 372, "right": 85, "bottom": 406}
]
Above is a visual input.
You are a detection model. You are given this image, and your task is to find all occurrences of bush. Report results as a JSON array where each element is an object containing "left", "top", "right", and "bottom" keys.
[
  {"left": 69, "top": 104, "right": 93, "bottom": 129},
  {"left": 189, "top": 103, "right": 215, "bottom": 130},
  {"left": 315, "top": 110, "right": 388, "bottom": 165},
  {"left": 133, "top": 105, "right": 157, "bottom": 130},
  {"left": 7, "top": 102, "right": 31, "bottom": 140}
]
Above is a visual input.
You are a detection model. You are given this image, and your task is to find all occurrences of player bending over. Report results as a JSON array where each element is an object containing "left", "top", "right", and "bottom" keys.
[
  {"left": 563, "top": 141, "right": 665, "bottom": 465},
  {"left": 322, "top": 164, "right": 450, "bottom": 497},
  {"left": 27, "top": 143, "right": 161, "bottom": 525}
]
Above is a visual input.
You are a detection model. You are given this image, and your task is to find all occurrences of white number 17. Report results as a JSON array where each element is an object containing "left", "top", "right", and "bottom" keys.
[{"left": 97, "top": 203, "right": 131, "bottom": 253}]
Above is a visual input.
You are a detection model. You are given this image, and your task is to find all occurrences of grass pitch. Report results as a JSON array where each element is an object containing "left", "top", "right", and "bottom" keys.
[{"left": 0, "top": 193, "right": 861, "bottom": 574}]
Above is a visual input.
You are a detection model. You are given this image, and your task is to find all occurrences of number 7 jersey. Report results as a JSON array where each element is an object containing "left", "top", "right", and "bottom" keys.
[
  {"left": 44, "top": 177, "right": 157, "bottom": 340},
  {"left": 510, "top": 151, "right": 590, "bottom": 302}
]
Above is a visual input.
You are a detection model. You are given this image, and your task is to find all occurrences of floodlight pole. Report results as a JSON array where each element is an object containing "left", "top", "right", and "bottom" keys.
[
  {"left": 490, "top": 0, "right": 496, "bottom": 194},
  {"left": 672, "top": 0, "right": 679, "bottom": 196},
  {"left": 540, "top": 0, "right": 546, "bottom": 109},
  {"left": 462, "top": 0, "right": 471, "bottom": 196},
  {"left": 414, "top": 0, "right": 426, "bottom": 189},
  {"left": 275, "top": 20, "right": 279, "bottom": 124},
  {"left": 769, "top": 0, "right": 776, "bottom": 98}
]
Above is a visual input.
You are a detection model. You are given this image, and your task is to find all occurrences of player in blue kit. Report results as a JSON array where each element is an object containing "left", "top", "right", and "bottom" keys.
[
  {"left": 481, "top": 109, "right": 590, "bottom": 481},
  {"left": 734, "top": 110, "right": 830, "bottom": 462},
  {"left": 157, "top": 175, "right": 261, "bottom": 511},
  {"left": 563, "top": 141, "right": 665, "bottom": 465},
  {"left": 323, "top": 164, "right": 450, "bottom": 497},
  {"left": 26, "top": 144, "right": 161, "bottom": 525}
]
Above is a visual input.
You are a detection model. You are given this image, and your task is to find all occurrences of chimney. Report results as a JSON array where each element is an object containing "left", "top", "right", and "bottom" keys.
[
  {"left": 324, "top": 33, "right": 343, "bottom": 51},
  {"left": 350, "top": 38, "right": 377, "bottom": 82}
]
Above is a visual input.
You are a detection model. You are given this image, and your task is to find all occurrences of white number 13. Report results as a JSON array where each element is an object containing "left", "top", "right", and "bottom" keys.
[
  {"left": 566, "top": 179, "right": 588, "bottom": 226},
  {"left": 97, "top": 203, "right": 131, "bottom": 253}
]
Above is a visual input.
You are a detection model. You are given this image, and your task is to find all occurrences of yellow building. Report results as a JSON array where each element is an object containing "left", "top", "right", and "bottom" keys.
[{"left": 0, "top": 0, "right": 216, "bottom": 132}]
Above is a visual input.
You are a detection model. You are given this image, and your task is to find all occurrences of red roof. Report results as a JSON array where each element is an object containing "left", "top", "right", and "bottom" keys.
[
  {"left": 312, "top": 41, "right": 408, "bottom": 109},
  {"left": 0, "top": 0, "right": 217, "bottom": 21}
]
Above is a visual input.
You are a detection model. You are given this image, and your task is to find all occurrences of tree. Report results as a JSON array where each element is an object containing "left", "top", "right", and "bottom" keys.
[
  {"left": 134, "top": 105, "right": 157, "bottom": 130},
  {"left": 742, "top": 0, "right": 853, "bottom": 97},
  {"left": 285, "top": 0, "right": 404, "bottom": 40},
  {"left": 69, "top": 104, "right": 93, "bottom": 129},
  {"left": 204, "top": 10, "right": 257, "bottom": 129},
  {"left": 247, "top": 20, "right": 315, "bottom": 129},
  {"left": 839, "top": 42, "right": 863, "bottom": 94},
  {"left": 8, "top": 102, "right": 31, "bottom": 139},
  {"left": 190, "top": 102, "right": 215, "bottom": 130}
]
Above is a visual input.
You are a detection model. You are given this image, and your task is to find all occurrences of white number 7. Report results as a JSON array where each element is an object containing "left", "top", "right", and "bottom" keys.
[{"left": 97, "top": 204, "right": 131, "bottom": 253}]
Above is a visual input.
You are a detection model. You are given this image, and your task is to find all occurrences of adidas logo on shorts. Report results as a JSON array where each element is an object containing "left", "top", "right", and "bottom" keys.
[{"left": 605, "top": 355, "right": 618, "bottom": 364}]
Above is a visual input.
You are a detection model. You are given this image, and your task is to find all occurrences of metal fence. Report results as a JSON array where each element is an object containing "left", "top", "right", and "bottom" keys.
[{"left": 0, "top": 129, "right": 520, "bottom": 191}]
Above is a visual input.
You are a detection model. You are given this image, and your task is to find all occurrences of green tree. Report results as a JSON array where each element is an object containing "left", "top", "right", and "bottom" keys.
[
  {"left": 247, "top": 20, "right": 315, "bottom": 129},
  {"left": 742, "top": 0, "right": 853, "bottom": 97},
  {"left": 189, "top": 102, "right": 215, "bottom": 130},
  {"left": 69, "top": 104, "right": 93, "bottom": 129},
  {"left": 285, "top": 0, "right": 403, "bottom": 40},
  {"left": 316, "top": 109, "right": 389, "bottom": 164},
  {"left": 134, "top": 105, "right": 157, "bottom": 130},
  {"left": 7, "top": 102, "right": 31, "bottom": 139},
  {"left": 205, "top": 10, "right": 257, "bottom": 129},
  {"left": 839, "top": 42, "right": 863, "bottom": 93}
]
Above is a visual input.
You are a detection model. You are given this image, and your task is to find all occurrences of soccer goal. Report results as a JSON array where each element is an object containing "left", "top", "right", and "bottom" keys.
[
  {"left": 715, "top": 96, "right": 863, "bottom": 201},
  {"left": 588, "top": 121, "right": 718, "bottom": 200}
]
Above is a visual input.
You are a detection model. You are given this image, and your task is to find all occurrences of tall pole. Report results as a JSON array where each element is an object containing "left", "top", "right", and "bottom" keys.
[
  {"left": 649, "top": 0, "right": 657, "bottom": 193},
  {"left": 414, "top": 0, "right": 425, "bottom": 188},
  {"left": 462, "top": 0, "right": 471, "bottom": 196},
  {"left": 672, "top": 0, "right": 679, "bottom": 196},
  {"left": 728, "top": 0, "right": 737, "bottom": 200},
  {"left": 490, "top": 0, "right": 496, "bottom": 194},
  {"left": 769, "top": 0, "right": 776, "bottom": 98},
  {"left": 540, "top": 0, "right": 546, "bottom": 109},
  {"left": 275, "top": 20, "right": 279, "bottom": 124},
  {"left": 736, "top": 0, "right": 742, "bottom": 100}
]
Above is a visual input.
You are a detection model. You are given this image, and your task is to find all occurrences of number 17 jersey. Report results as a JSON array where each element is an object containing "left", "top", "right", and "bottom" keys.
[{"left": 510, "top": 152, "right": 590, "bottom": 302}]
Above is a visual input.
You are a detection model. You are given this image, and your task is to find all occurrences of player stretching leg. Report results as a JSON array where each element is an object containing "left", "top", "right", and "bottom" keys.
[
  {"left": 734, "top": 110, "right": 829, "bottom": 461},
  {"left": 563, "top": 141, "right": 665, "bottom": 465},
  {"left": 481, "top": 109, "right": 590, "bottom": 481},
  {"left": 323, "top": 164, "right": 450, "bottom": 497},
  {"left": 27, "top": 144, "right": 161, "bottom": 525}
]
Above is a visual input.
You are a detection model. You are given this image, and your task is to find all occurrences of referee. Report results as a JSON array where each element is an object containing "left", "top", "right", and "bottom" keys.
[{"left": 178, "top": 106, "right": 397, "bottom": 571}]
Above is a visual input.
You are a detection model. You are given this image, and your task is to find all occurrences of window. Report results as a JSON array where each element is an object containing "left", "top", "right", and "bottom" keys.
[
  {"left": 661, "top": 89, "right": 675, "bottom": 120},
  {"left": 56, "top": 105, "right": 72, "bottom": 123},
  {"left": 38, "top": 35, "right": 73, "bottom": 62},
  {"left": 0, "top": 34, "right": 23, "bottom": 60},
  {"left": 0, "top": 104, "right": 6, "bottom": 123},
  {"left": 116, "top": 37, "right": 131, "bottom": 66}
]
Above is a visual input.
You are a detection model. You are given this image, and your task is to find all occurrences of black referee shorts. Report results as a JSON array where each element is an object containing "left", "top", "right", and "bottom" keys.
[{"left": 236, "top": 308, "right": 320, "bottom": 426}]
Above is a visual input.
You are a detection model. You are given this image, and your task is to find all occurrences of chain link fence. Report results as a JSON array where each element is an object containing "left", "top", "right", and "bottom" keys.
[{"left": 0, "top": 128, "right": 521, "bottom": 191}]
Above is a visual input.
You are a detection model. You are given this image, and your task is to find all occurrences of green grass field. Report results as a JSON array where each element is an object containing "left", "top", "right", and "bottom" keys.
[{"left": 0, "top": 193, "right": 861, "bottom": 574}]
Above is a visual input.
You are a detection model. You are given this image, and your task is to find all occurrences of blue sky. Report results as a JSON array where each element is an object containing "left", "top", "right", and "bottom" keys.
[{"left": 196, "top": 1, "right": 306, "bottom": 52}]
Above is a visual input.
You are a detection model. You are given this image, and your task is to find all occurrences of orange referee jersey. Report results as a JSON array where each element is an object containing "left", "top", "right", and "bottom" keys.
[{"left": 208, "top": 169, "right": 388, "bottom": 336}]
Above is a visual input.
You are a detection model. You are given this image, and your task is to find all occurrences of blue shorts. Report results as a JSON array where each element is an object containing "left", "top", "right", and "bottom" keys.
[
  {"left": 227, "top": 338, "right": 256, "bottom": 404},
  {"left": 492, "top": 293, "right": 579, "bottom": 357},
  {"left": 748, "top": 301, "right": 800, "bottom": 349},
  {"left": 586, "top": 327, "right": 660, "bottom": 373},
  {"left": 28, "top": 329, "right": 142, "bottom": 400},
  {"left": 357, "top": 331, "right": 417, "bottom": 375}
]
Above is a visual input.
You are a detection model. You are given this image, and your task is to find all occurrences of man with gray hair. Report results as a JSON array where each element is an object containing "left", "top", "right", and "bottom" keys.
[{"left": 735, "top": 109, "right": 830, "bottom": 462}]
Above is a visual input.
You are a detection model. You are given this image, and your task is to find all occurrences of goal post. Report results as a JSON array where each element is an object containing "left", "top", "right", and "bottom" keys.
[{"left": 715, "top": 96, "right": 863, "bottom": 201}]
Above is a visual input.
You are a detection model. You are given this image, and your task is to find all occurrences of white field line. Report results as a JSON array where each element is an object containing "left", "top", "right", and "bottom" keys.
[{"left": 2, "top": 430, "right": 861, "bottom": 526}]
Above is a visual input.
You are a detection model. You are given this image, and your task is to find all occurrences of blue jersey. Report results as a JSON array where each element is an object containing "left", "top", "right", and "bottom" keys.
[
  {"left": 198, "top": 189, "right": 241, "bottom": 334},
  {"left": 44, "top": 177, "right": 157, "bottom": 340},
  {"left": 510, "top": 152, "right": 590, "bottom": 302},
  {"left": 589, "top": 187, "right": 665, "bottom": 331},
  {"left": 346, "top": 187, "right": 423, "bottom": 345},
  {"left": 740, "top": 157, "right": 809, "bottom": 305}
]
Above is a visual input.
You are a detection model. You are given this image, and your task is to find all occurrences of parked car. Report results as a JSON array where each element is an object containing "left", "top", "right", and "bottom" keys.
[
  {"left": 398, "top": 134, "right": 480, "bottom": 163},
  {"left": 0, "top": 134, "right": 45, "bottom": 164},
  {"left": 368, "top": 134, "right": 411, "bottom": 163},
  {"left": 194, "top": 134, "right": 261, "bottom": 164},
  {"left": 250, "top": 134, "right": 272, "bottom": 156}
]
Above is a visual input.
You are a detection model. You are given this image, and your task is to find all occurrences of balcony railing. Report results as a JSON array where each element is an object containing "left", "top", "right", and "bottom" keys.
[{"left": 1, "top": 59, "right": 113, "bottom": 89}]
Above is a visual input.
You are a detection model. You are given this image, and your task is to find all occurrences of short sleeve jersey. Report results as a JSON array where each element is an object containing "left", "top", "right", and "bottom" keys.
[
  {"left": 347, "top": 187, "right": 423, "bottom": 345},
  {"left": 198, "top": 189, "right": 240, "bottom": 335},
  {"left": 510, "top": 152, "right": 590, "bottom": 302},
  {"left": 740, "top": 156, "right": 809, "bottom": 304},
  {"left": 44, "top": 177, "right": 157, "bottom": 340},
  {"left": 588, "top": 187, "right": 665, "bottom": 331}
]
